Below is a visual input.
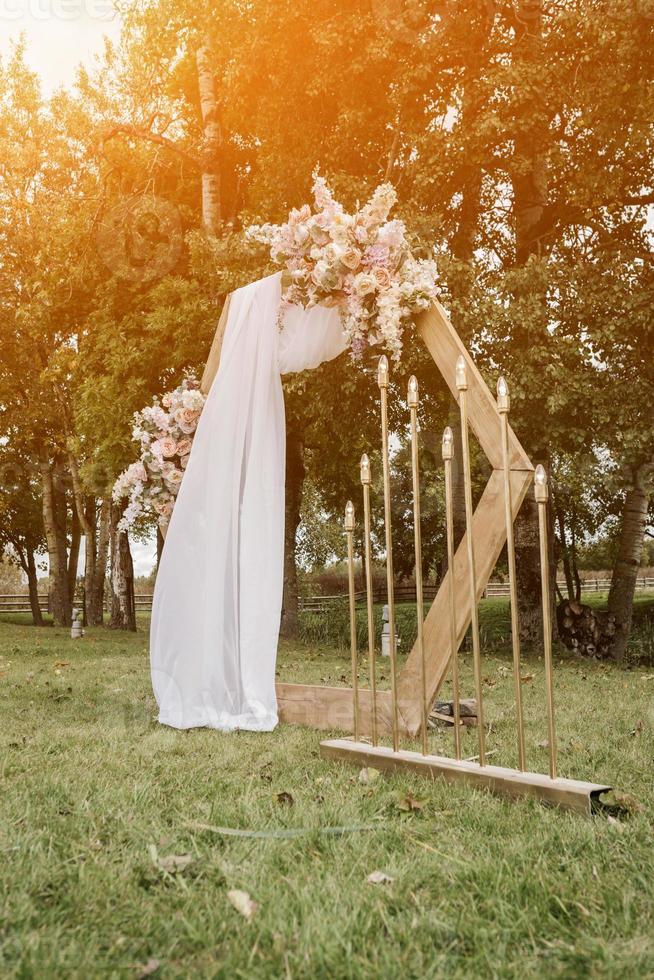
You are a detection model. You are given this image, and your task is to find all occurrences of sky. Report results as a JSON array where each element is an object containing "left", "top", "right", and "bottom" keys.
[
  {"left": 1, "top": 3, "right": 157, "bottom": 578},
  {"left": 0, "top": 0, "right": 122, "bottom": 95}
]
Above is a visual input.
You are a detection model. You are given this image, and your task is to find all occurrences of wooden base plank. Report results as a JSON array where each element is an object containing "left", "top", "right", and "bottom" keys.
[
  {"left": 320, "top": 738, "right": 611, "bottom": 816},
  {"left": 276, "top": 683, "right": 405, "bottom": 734}
]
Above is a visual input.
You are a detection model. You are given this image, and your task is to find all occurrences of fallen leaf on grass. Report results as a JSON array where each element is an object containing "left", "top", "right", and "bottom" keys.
[
  {"left": 148, "top": 844, "right": 193, "bottom": 875},
  {"left": 628, "top": 720, "right": 643, "bottom": 737},
  {"left": 359, "top": 767, "right": 382, "bottom": 785},
  {"left": 135, "top": 958, "right": 160, "bottom": 978},
  {"left": 367, "top": 870, "right": 394, "bottom": 885},
  {"left": 227, "top": 889, "right": 257, "bottom": 920},
  {"left": 520, "top": 673, "right": 534, "bottom": 683},
  {"left": 397, "top": 793, "right": 424, "bottom": 813},
  {"left": 276, "top": 791, "right": 294, "bottom": 806}
]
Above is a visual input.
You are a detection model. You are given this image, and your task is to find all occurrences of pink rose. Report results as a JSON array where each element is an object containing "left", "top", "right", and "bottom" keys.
[
  {"left": 174, "top": 407, "right": 201, "bottom": 431},
  {"left": 340, "top": 248, "right": 362, "bottom": 271},
  {"left": 176, "top": 438, "right": 192, "bottom": 456},
  {"left": 372, "top": 266, "right": 392, "bottom": 290},
  {"left": 159, "top": 436, "right": 178, "bottom": 458}
]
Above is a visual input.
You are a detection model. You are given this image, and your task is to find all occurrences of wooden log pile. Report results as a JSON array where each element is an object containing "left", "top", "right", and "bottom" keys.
[
  {"left": 556, "top": 599, "right": 616, "bottom": 659},
  {"left": 429, "top": 698, "right": 478, "bottom": 728}
]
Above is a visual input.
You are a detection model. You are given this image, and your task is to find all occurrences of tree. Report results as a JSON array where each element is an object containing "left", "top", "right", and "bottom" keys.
[{"left": 0, "top": 450, "right": 47, "bottom": 625}]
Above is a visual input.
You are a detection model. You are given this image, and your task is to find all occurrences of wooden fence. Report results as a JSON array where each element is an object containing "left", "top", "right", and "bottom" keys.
[{"left": 2, "top": 578, "right": 653, "bottom": 616}]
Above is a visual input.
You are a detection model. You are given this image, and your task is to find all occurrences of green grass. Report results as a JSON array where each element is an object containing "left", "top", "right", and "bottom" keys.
[{"left": 1, "top": 612, "right": 654, "bottom": 979}]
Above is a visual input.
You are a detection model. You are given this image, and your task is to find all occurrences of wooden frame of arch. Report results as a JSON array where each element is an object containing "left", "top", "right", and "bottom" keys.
[{"left": 201, "top": 294, "right": 534, "bottom": 740}]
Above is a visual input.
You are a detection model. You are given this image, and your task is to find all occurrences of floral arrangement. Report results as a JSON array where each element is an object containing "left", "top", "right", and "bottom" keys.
[
  {"left": 112, "top": 374, "right": 205, "bottom": 533},
  {"left": 247, "top": 172, "right": 438, "bottom": 359}
]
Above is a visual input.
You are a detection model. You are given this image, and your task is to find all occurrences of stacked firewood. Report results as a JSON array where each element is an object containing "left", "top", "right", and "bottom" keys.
[
  {"left": 429, "top": 699, "right": 478, "bottom": 728},
  {"left": 556, "top": 599, "right": 616, "bottom": 659}
]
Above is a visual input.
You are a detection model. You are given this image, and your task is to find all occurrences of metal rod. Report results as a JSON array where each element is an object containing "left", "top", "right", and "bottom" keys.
[
  {"left": 344, "top": 500, "right": 359, "bottom": 742},
  {"left": 497, "top": 377, "right": 527, "bottom": 771},
  {"left": 442, "top": 427, "right": 462, "bottom": 761},
  {"left": 360, "top": 454, "right": 378, "bottom": 746},
  {"left": 535, "top": 465, "right": 557, "bottom": 780},
  {"left": 408, "top": 377, "right": 428, "bottom": 756},
  {"left": 378, "top": 355, "right": 400, "bottom": 752},
  {"left": 455, "top": 355, "right": 486, "bottom": 766}
]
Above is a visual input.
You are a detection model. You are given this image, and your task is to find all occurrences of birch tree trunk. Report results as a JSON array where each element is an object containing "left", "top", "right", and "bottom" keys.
[
  {"left": 89, "top": 497, "right": 111, "bottom": 625},
  {"left": 68, "top": 504, "right": 81, "bottom": 607},
  {"left": 109, "top": 500, "right": 136, "bottom": 631},
  {"left": 606, "top": 473, "right": 650, "bottom": 661},
  {"left": 39, "top": 450, "right": 72, "bottom": 626},
  {"left": 196, "top": 45, "right": 222, "bottom": 235}
]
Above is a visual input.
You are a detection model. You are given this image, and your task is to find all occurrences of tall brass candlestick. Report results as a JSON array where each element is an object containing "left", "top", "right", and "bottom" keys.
[
  {"left": 344, "top": 500, "right": 360, "bottom": 742},
  {"left": 535, "top": 465, "right": 557, "bottom": 779},
  {"left": 497, "top": 377, "right": 527, "bottom": 771},
  {"left": 408, "top": 376, "right": 428, "bottom": 755},
  {"left": 378, "top": 355, "right": 400, "bottom": 752},
  {"left": 455, "top": 355, "right": 486, "bottom": 765},
  {"left": 442, "top": 426, "right": 462, "bottom": 761},
  {"left": 360, "top": 453, "right": 378, "bottom": 746}
]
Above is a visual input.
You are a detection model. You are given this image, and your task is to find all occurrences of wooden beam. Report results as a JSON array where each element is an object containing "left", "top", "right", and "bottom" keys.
[
  {"left": 416, "top": 302, "right": 532, "bottom": 472},
  {"left": 200, "top": 294, "right": 231, "bottom": 395},
  {"left": 398, "top": 468, "right": 533, "bottom": 735},
  {"left": 276, "top": 682, "right": 402, "bottom": 735},
  {"left": 320, "top": 739, "right": 611, "bottom": 817}
]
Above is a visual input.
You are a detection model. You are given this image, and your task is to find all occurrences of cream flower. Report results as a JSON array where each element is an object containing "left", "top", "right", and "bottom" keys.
[{"left": 372, "top": 266, "right": 392, "bottom": 290}]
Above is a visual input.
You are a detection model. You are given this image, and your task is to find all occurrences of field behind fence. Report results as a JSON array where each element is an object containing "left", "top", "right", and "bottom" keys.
[{"left": 3, "top": 577, "right": 654, "bottom": 615}]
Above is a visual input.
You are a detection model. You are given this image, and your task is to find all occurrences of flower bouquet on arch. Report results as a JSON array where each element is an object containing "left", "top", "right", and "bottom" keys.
[
  {"left": 247, "top": 171, "right": 438, "bottom": 360},
  {"left": 112, "top": 374, "right": 206, "bottom": 538}
]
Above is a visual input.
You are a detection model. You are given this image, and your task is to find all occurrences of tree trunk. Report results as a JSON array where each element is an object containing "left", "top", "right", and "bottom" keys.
[
  {"left": 109, "top": 501, "right": 136, "bottom": 631},
  {"left": 26, "top": 549, "right": 45, "bottom": 626},
  {"left": 39, "top": 451, "right": 72, "bottom": 626},
  {"left": 89, "top": 497, "right": 111, "bottom": 625},
  {"left": 606, "top": 478, "right": 649, "bottom": 661},
  {"left": 196, "top": 45, "right": 222, "bottom": 235},
  {"left": 511, "top": 0, "right": 553, "bottom": 641},
  {"left": 68, "top": 503, "right": 81, "bottom": 606},
  {"left": 280, "top": 422, "right": 305, "bottom": 640},
  {"left": 157, "top": 524, "right": 165, "bottom": 567}
]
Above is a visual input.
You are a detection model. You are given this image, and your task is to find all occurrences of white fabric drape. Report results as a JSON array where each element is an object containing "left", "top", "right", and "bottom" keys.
[{"left": 150, "top": 272, "right": 347, "bottom": 730}]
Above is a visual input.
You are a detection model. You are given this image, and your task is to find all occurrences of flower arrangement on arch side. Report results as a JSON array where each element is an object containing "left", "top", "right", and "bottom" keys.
[
  {"left": 246, "top": 172, "right": 438, "bottom": 360},
  {"left": 112, "top": 374, "right": 205, "bottom": 534}
]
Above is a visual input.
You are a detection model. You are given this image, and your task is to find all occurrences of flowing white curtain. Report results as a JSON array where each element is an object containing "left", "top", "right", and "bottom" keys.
[{"left": 150, "top": 272, "right": 347, "bottom": 730}]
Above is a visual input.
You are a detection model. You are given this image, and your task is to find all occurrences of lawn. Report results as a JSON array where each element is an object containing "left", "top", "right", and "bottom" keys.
[{"left": 1, "top": 606, "right": 653, "bottom": 979}]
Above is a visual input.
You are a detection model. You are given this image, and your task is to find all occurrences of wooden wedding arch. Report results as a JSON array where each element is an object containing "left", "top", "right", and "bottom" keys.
[{"left": 200, "top": 290, "right": 534, "bottom": 740}]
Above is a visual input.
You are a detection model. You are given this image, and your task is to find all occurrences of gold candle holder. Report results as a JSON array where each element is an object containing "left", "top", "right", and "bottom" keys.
[
  {"left": 378, "top": 355, "right": 400, "bottom": 752},
  {"left": 456, "top": 355, "right": 486, "bottom": 766},
  {"left": 497, "top": 377, "right": 526, "bottom": 771},
  {"left": 360, "top": 453, "right": 378, "bottom": 746},
  {"left": 408, "top": 376, "right": 428, "bottom": 755},
  {"left": 442, "top": 426, "right": 462, "bottom": 761},
  {"left": 535, "top": 465, "right": 557, "bottom": 780},
  {"left": 344, "top": 500, "right": 360, "bottom": 742}
]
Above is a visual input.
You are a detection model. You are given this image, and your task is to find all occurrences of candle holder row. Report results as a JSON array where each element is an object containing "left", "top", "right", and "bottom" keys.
[{"left": 342, "top": 354, "right": 557, "bottom": 778}]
